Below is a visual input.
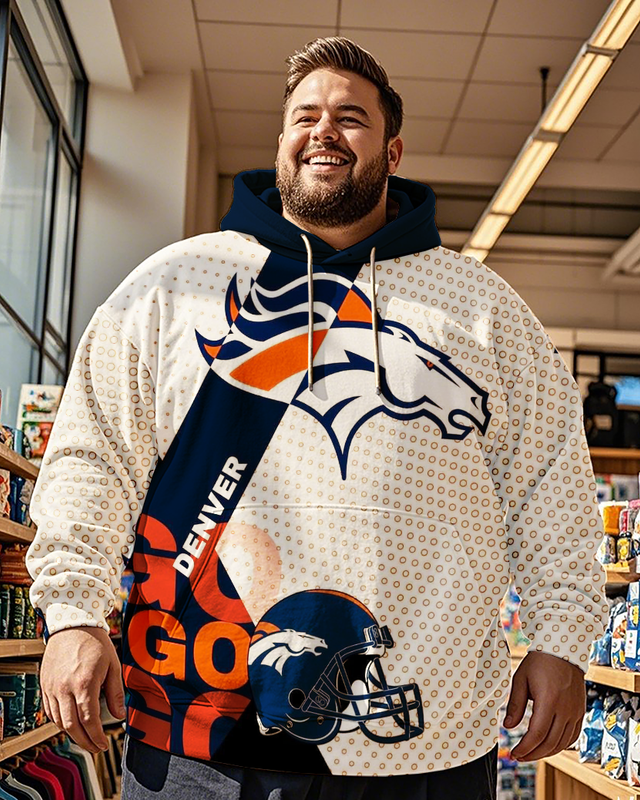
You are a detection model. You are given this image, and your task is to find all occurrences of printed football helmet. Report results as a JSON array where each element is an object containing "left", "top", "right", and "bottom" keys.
[{"left": 247, "top": 589, "right": 424, "bottom": 744}]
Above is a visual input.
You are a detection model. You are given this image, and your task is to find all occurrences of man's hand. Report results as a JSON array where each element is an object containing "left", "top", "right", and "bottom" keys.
[
  {"left": 504, "top": 650, "right": 586, "bottom": 762},
  {"left": 40, "top": 626, "right": 126, "bottom": 753}
]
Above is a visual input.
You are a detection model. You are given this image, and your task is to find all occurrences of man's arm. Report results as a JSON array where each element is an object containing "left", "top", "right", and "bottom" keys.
[
  {"left": 25, "top": 306, "right": 159, "bottom": 749},
  {"left": 483, "top": 335, "right": 608, "bottom": 760}
]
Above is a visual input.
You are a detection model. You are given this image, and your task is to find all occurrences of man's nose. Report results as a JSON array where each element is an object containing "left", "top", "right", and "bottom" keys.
[{"left": 311, "top": 117, "right": 339, "bottom": 142}]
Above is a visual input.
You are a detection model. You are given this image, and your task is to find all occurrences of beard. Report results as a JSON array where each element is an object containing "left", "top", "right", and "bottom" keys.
[{"left": 276, "top": 145, "right": 389, "bottom": 228}]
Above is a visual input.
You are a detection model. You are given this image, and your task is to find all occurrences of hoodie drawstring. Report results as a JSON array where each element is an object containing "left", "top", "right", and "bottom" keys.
[{"left": 301, "top": 233, "right": 381, "bottom": 396}]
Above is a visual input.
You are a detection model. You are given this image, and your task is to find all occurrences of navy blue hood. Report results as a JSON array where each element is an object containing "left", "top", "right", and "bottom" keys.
[{"left": 220, "top": 169, "right": 440, "bottom": 267}]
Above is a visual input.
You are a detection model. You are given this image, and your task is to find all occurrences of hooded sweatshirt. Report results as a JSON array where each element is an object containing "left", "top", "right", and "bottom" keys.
[{"left": 26, "top": 169, "right": 607, "bottom": 776}]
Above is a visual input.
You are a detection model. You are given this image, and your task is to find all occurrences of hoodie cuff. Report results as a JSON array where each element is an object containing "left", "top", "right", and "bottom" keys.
[
  {"left": 523, "top": 612, "right": 602, "bottom": 674},
  {"left": 42, "top": 603, "right": 110, "bottom": 641}
]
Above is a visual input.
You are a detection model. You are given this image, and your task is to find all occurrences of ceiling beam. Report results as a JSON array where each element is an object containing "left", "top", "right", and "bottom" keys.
[
  {"left": 400, "top": 153, "right": 640, "bottom": 192},
  {"left": 59, "top": 0, "right": 141, "bottom": 91}
]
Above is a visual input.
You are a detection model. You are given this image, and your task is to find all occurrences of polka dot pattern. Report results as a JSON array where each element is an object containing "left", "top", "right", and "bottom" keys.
[{"left": 25, "top": 232, "right": 607, "bottom": 776}]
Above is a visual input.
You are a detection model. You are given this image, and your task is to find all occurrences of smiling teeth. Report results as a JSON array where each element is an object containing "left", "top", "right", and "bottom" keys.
[{"left": 308, "top": 156, "right": 347, "bottom": 165}]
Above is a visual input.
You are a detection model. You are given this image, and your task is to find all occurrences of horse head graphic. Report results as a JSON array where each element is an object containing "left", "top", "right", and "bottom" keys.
[{"left": 196, "top": 272, "right": 491, "bottom": 477}]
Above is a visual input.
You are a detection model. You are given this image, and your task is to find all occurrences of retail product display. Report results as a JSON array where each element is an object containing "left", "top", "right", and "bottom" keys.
[
  {"left": 0, "top": 427, "right": 34, "bottom": 528},
  {"left": 596, "top": 500, "right": 640, "bottom": 565},
  {"left": 0, "top": 545, "right": 42, "bottom": 640},
  {"left": 601, "top": 691, "right": 638, "bottom": 779},
  {"left": 579, "top": 685, "right": 605, "bottom": 763},
  {"left": 0, "top": 661, "right": 44, "bottom": 738},
  {"left": 497, "top": 704, "right": 536, "bottom": 800},
  {"left": 14, "top": 384, "right": 63, "bottom": 468},
  {"left": 0, "top": 399, "right": 124, "bottom": 799},
  {"left": 0, "top": 730, "right": 123, "bottom": 799},
  {"left": 597, "top": 473, "right": 640, "bottom": 503}
]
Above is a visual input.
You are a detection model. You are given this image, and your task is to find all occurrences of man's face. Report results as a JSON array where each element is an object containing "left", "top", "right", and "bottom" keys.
[{"left": 276, "top": 68, "right": 402, "bottom": 228}]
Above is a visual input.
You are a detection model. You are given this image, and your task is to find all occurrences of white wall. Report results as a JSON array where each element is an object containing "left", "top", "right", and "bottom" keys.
[{"left": 71, "top": 72, "right": 195, "bottom": 350}]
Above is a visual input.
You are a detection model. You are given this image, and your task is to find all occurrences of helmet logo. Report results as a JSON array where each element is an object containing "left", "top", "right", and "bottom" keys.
[{"left": 248, "top": 628, "right": 328, "bottom": 676}]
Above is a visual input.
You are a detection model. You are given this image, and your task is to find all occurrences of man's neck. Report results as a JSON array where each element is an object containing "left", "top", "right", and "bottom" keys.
[{"left": 282, "top": 194, "right": 399, "bottom": 251}]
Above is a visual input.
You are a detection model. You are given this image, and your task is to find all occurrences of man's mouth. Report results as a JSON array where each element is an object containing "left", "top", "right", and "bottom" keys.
[{"left": 300, "top": 152, "right": 351, "bottom": 171}]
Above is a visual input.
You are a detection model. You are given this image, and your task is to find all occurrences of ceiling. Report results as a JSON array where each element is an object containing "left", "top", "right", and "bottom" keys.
[{"left": 107, "top": 0, "right": 640, "bottom": 185}]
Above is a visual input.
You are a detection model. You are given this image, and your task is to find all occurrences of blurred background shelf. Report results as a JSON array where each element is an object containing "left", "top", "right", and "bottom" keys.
[
  {"left": 0, "top": 722, "right": 59, "bottom": 761},
  {"left": 0, "top": 639, "right": 44, "bottom": 658},
  {"left": 539, "top": 749, "right": 640, "bottom": 800},
  {"left": 0, "top": 443, "right": 39, "bottom": 481}
]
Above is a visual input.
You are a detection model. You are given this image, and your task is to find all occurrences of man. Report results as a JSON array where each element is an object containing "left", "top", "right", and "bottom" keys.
[{"left": 26, "top": 36, "right": 607, "bottom": 799}]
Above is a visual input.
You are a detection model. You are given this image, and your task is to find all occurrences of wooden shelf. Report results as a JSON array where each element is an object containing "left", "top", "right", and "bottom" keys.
[
  {"left": 0, "top": 443, "right": 38, "bottom": 481},
  {"left": 605, "top": 560, "right": 640, "bottom": 584},
  {"left": 590, "top": 447, "right": 640, "bottom": 476},
  {"left": 0, "top": 639, "right": 45, "bottom": 658},
  {"left": 591, "top": 448, "right": 640, "bottom": 460},
  {"left": 0, "top": 721, "right": 59, "bottom": 761},
  {"left": 585, "top": 663, "right": 640, "bottom": 692},
  {"left": 541, "top": 749, "right": 640, "bottom": 800},
  {"left": 0, "top": 516, "right": 36, "bottom": 544}
]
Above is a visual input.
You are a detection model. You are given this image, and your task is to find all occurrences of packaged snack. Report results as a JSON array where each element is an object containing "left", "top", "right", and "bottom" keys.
[
  {"left": 627, "top": 581, "right": 640, "bottom": 670},
  {"left": 632, "top": 500, "right": 640, "bottom": 559},
  {"left": 22, "top": 594, "right": 36, "bottom": 639},
  {"left": 0, "top": 673, "right": 26, "bottom": 736},
  {"left": 597, "top": 534, "right": 618, "bottom": 565},
  {"left": 0, "top": 662, "right": 40, "bottom": 731},
  {"left": 0, "top": 425, "right": 13, "bottom": 449},
  {"left": 590, "top": 632, "right": 612, "bottom": 666},
  {"left": 0, "top": 584, "right": 10, "bottom": 639},
  {"left": 611, "top": 600, "right": 629, "bottom": 669},
  {"left": 0, "top": 469, "right": 10, "bottom": 518},
  {"left": 602, "top": 692, "right": 634, "bottom": 779},
  {"left": 9, "top": 586, "right": 25, "bottom": 639},
  {"left": 601, "top": 502, "right": 627, "bottom": 535},
  {"left": 0, "top": 696, "right": 4, "bottom": 740},
  {"left": 628, "top": 705, "right": 640, "bottom": 785},
  {"left": 618, "top": 532, "right": 633, "bottom": 563},
  {"left": 579, "top": 694, "right": 605, "bottom": 762}
]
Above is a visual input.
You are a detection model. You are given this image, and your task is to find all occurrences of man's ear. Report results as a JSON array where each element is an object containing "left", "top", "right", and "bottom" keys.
[
  {"left": 278, "top": 132, "right": 283, "bottom": 146},
  {"left": 387, "top": 136, "right": 403, "bottom": 175}
]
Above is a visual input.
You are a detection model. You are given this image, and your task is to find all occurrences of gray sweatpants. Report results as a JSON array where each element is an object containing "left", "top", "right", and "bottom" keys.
[{"left": 121, "top": 734, "right": 498, "bottom": 800}]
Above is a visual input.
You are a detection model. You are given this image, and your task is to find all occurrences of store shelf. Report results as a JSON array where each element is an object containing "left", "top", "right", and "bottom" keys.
[
  {"left": 591, "top": 448, "right": 640, "bottom": 461},
  {"left": 541, "top": 749, "right": 640, "bottom": 800},
  {"left": 0, "top": 516, "right": 36, "bottom": 544},
  {"left": 0, "top": 443, "right": 39, "bottom": 481},
  {"left": 586, "top": 663, "right": 640, "bottom": 692},
  {"left": 590, "top": 447, "right": 640, "bottom": 476},
  {"left": 0, "top": 639, "right": 45, "bottom": 658},
  {"left": 605, "top": 560, "right": 640, "bottom": 584},
  {"left": 0, "top": 721, "right": 59, "bottom": 761}
]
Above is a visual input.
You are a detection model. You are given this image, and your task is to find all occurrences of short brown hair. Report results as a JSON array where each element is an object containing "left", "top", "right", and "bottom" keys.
[{"left": 283, "top": 37, "right": 403, "bottom": 142}]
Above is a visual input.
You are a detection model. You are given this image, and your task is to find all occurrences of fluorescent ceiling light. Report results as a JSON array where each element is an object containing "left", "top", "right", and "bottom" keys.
[
  {"left": 461, "top": 0, "right": 640, "bottom": 262},
  {"left": 492, "top": 140, "right": 558, "bottom": 215},
  {"left": 539, "top": 50, "right": 613, "bottom": 133},
  {"left": 469, "top": 213, "right": 511, "bottom": 251},
  {"left": 591, "top": 0, "right": 640, "bottom": 48}
]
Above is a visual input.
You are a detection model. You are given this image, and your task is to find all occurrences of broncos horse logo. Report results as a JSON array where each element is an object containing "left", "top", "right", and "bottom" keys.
[
  {"left": 196, "top": 271, "right": 491, "bottom": 477},
  {"left": 248, "top": 628, "right": 328, "bottom": 675}
]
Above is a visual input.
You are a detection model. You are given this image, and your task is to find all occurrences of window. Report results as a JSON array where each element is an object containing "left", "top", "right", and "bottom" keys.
[{"left": 0, "top": 0, "right": 86, "bottom": 428}]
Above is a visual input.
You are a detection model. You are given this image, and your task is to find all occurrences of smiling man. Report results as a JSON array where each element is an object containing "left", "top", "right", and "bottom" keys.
[{"left": 27, "top": 37, "right": 607, "bottom": 800}]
